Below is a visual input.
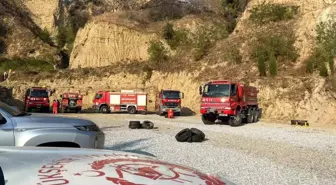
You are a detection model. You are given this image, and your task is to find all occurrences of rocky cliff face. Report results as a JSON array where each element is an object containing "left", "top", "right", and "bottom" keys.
[
  {"left": 69, "top": 20, "right": 157, "bottom": 68},
  {"left": 24, "top": 0, "right": 59, "bottom": 34}
]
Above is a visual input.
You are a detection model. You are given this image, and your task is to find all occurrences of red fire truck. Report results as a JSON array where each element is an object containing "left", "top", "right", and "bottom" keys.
[
  {"left": 155, "top": 89, "right": 184, "bottom": 116},
  {"left": 199, "top": 80, "right": 261, "bottom": 126},
  {"left": 24, "top": 87, "right": 50, "bottom": 112},
  {"left": 60, "top": 93, "right": 83, "bottom": 113},
  {"left": 93, "top": 90, "right": 147, "bottom": 114}
]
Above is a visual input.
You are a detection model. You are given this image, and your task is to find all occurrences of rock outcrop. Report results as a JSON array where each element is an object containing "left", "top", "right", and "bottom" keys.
[{"left": 69, "top": 21, "right": 157, "bottom": 68}]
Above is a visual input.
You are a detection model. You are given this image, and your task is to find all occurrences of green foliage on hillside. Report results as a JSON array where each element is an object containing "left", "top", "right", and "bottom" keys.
[
  {"left": 252, "top": 29, "right": 298, "bottom": 76},
  {"left": 39, "top": 27, "right": 52, "bottom": 43},
  {"left": 0, "top": 57, "right": 53, "bottom": 72},
  {"left": 163, "top": 23, "right": 189, "bottom": 49},
  {"left": 306, "top": 20, "right": 336, "bottom": 76},
  {"left": 148, "top": 40, "right": 168, "bottom": 68},
  {"left": 0, "top": 20, "right": 8, "bottom": 55},
  {"left": 249, "top": 2, "right": 299, "bottom": 24}
]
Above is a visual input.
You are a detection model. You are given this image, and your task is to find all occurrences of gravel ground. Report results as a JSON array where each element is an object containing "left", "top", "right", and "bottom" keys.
[{"left": 64, "top": 113, "right": 336, "bottom": 185}]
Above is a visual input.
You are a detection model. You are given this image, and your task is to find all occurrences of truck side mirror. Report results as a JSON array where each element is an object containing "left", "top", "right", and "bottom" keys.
[
  {"left": 181, "top": 93, "right": 184, "bottom": 99},
  {"left": 199, "top": 86, "right": 203, "bottom": 95}
]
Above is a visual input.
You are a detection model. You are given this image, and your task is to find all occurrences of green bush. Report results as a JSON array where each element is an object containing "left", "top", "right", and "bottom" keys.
[
  {"left": 39, "top": 27, "right": 52, "bottom": 43},
  {"left": 249, "top": 3, "right": 299, "bottom": 24},
  {"left": 220, "top": 0, "right": 240, "bottom": 17},
  {"left": 147, "top": 40, "right": 168, "bottom": 67},
  {"left": 0, "top": 57, "right": 53, "bottom": 71},
  {"left": 0, "top": 20, "right": 8, "bottom": 37},
  {"left": 56, "top": 26, "right": 75, "bottom": 50},
  {"left": 0, "top": 39, "right": 6, "bottom": 54},
  {"left": 162, "top": 23, "right": 189, "bottom": 49},
  {"left": 268, "top": 52, "right": 277, "bottom": 76},
  {"left": 252, "top": 29, "right": 297, "bottom": 76},
  {"left": 306, "top": 20, "right": 336, "bottom": 76},
  {"left": 191, "top": 25, "right": 228, "bottom": 61}
]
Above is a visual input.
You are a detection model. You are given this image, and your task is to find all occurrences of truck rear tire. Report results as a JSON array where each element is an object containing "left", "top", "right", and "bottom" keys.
[
  {"left": 201, "top": 114, "right": 216, "bottom": 125},
  {"left": 246, "top": 108, "right": 253, "bottom": 123},
  {"left": 128, "top": 106, "right": 137, "bottom": 114},
  {"left": 229, "top": 110, "right": 242, "bottom": 127},
  {"left": 252, "top": 109, "right": 258, "bottom": 123},
  {"left": 100, "top": 105, "right": 109, "bottom": 114}
]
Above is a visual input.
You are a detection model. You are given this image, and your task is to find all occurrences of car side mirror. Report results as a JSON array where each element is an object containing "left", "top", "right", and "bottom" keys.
[
  {"left": 199, "top": 86, "right": 203, "bottom": 95},
  {"left": 60, "top": 95, "right": 63, "bottom": 98}
]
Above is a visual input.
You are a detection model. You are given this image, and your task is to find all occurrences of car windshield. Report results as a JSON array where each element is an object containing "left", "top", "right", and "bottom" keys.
[
  {"left": 162, "top": 91, "right": 181, "bottom": 99},
  {"left": 203, "top": 84, "right": 230, "bottom": 97},
  {"left": 95, "top": 94, "right": 103, "bottom": 99},
  {"left": 30, "top": 90, "right": 48, "bottom": 97},
  {"left": 0, "top": 102, "right": 30, "bottom": 117}
]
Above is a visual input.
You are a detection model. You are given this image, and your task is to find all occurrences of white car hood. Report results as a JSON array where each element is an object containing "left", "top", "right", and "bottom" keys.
[{"left": 0, "top": 147, "right": 235, "bottom": 185}]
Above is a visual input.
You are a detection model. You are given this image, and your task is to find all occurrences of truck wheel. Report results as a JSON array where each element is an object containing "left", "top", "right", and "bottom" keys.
[
  {"left": 252, "top": 109, "right": 258, "bottom": 123},
  {"left": 201, "top": 114, "right": 216, "bottom": 125},
  {"left": 100, "top": 105, "right": 109, "bottom": 114},
  {"left": 128, "top": 106, "right": 137, "bottom": 114},
  {"left": 77, "top": 108, "right": 82, "bottom": 113},
  {"left": 246, "top": 108, "right": 253, "bottom": 123},
  {"left": 229, "top": 110, "right": 242, "bottom": 127},
  {"left": 174, "top": 112, "right": 181, "bottom": 116}
]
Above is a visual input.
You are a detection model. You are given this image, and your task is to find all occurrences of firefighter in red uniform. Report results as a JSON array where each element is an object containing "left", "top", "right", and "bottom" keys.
[{"left": 52, "top": 100, "right": 58, "bottom": 114}]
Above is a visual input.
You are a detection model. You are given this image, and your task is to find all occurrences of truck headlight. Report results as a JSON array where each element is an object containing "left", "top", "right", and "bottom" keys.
[{"left": 75, "top": 125, "right": 101, "bottom": 132}]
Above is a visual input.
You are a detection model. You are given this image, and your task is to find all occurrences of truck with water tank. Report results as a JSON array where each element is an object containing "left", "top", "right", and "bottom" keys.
[{"left": 199, "top": 80, "right": 261, "bottom": 126}]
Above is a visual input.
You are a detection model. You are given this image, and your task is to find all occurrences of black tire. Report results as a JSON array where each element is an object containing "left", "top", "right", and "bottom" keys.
[
  {"left": 128, "top": 106, "right": 137, "bottom": 114},
  {"left": 100, "top": 105, "right": 109, "bottom": 114},
  {"left": 190, "top": 128, "right": 205, "bottom": 141},
  {"left": 142, "top": 120, "right": 154, "bottom": 129},
  {"left": 129, "top": 121, "right": 141, "bottom": 129},
  {"left": 175, "top": 128, "right": 192, "bottom": 142},
  {"left": 191, "top": 134, "right": 203, "bottom": 142},
  {"left": 77, "top": 108, "right": 82, "bottom": 113},
  {"left": 246, "top": 108, "right": 253, "bottom": 123},
  {"left": 174, "top": 112, "right": 181, "bottom": 116},
  {"left": 201, "top": 114, "right": 216, "bottom": 125},
  {"left": 229, "top": 110, "right": 242, "bottom": 127},
  {"left": 252, "top": 109, "right": 258, "bottom": 123}
]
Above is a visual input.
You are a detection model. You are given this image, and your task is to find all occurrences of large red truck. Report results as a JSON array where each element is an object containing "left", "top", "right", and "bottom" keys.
[
  {"left": 93, "top": 90, "right": 147, "bottom": 114},
  {"left": 155, "top": 89, "right": 184, "bottom": 116},
  {"left": 24, "top": 87, "right": 50, "bottom": 112},
  {"left": 199, "top": 80, "right": 261, "bottom": 126}
]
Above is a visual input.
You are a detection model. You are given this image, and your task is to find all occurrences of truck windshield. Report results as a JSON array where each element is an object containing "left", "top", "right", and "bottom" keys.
[
  {"left": 30, "top": 90, "right": 48, "bottom": 97},
  {"left": 163, "top": 91, "right": 181, "bottom": 99},
  {"left": 95, "top": 94, "right": 103, "bottom": 99},
  {"left": 203, "top": 84, "right": 230, "bottom": 97}
]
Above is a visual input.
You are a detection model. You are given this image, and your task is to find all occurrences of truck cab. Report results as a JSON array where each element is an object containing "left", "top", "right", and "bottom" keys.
[
  {"left": 199, "top": 80, "right": 260, "bottom": 126},
  {"left": 156, "top": 90, "right": 184, "bottom": 116},
  {"left": 24, "top": 87, "right": 50, "bottom": 112}
]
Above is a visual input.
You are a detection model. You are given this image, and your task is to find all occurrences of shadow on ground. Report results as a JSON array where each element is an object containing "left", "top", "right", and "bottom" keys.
[
  {"left": 104, "top": 138, "right": 156, "bottom": 157},
  {"left": 181, "top": 107, "right": 196, "bottom": 116}
]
